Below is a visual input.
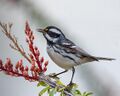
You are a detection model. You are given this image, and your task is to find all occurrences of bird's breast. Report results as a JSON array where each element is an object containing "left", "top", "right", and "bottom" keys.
[{"left": 47, "top": 45, "right": 79, "bottom": 70}]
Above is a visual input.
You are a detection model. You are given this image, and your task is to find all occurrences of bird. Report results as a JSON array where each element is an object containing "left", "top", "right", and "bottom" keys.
[{"left": 37, "top": 26, "right": 115, "bottom": 84}]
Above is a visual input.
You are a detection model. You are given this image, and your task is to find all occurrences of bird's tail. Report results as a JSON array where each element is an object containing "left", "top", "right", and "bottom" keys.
[{"left": 95, "top": 57, "right": 115, "bottom": 61}]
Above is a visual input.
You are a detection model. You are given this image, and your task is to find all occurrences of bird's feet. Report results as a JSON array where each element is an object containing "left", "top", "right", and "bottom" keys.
[
  {"left": 64, "top": 82, "right": 77, "bottom": 93},
  {"left": 68, "top": 82, "right": 75, "bottom": 86}
]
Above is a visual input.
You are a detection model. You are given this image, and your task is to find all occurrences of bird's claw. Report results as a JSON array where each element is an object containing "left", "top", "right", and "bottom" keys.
[{"left": 67, "top": 82, "right": 76, "bottom": 87}]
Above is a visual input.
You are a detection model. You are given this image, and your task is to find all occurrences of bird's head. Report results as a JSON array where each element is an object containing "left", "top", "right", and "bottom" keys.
[{"left": 37, "top": 26, "right": 65, "bottom": 44}]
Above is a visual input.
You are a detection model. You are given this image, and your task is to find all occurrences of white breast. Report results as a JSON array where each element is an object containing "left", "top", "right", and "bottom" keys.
[{"left": 47, "top": 46, "right": 77, "bottom": 70}]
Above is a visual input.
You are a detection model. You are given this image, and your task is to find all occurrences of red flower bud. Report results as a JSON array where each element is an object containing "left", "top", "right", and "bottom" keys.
[
  {"left": 14, "top": 69, "right": 18, "bottom": 73},
  {"left": 34, "top": 46, "right": 38, "bottom": 50},
  {"left": 20, "top": 65, "right": 24, "bottom": 72},
  {"left": 29, "top": 44, "right": 33, "bottom": 49},
  {"left": 40, "top": 57, "right": 44, "bottom": 63},
  {"left": 6, "top": 58, "right": 11, "bottom": 65},
  {"left": 44, "top": 61, "right": 48, "bottom": 66},
  {"left": 23, "top": 71, "right": 28, "bottom": 77},
  {"left": 31, "top": 35, "right": 34, "bottom": 40},
  {"left": 37, "top": 68, "right": 40, "bottom": 73},
  {"left": 43, "top": 67, "right": 47, "bottom": 72},
  {"left": 15, "top": 61, "right": 19, "bottom": 69},
  {"left": 30, "top": 65, "right": 35, "bottom": 71},
  {"left": 0, "top": 59, "right": 2, "bottom": 64},
  {"left": 30, "top": 32, "right": 33, "bottom": 37},
  {"left": 19, "top": 59, "right": 23, "bottom": 65},
  {"left": 29, "top": 54, "right": 34, "bottom": 60},
  {"left": 4, "top": 63, "right": 8, "bottom": 69},
  {"left": 25, "top": 66, "right": 28, "bottom": 71},
  {"left": 0, "top": 59, "right": 3, "bottom": 67}
]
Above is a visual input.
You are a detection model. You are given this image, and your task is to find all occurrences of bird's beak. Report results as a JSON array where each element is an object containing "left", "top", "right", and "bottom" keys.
[{"left": 36, "top": 28, "right": 47, "bottom": 33}]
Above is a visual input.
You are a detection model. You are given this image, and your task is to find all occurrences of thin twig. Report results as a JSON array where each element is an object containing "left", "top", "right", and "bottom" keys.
[
  {"left": 0, "top": 65, "right": 38, "bottom": 81},
  {"left": 9, "top": 44, "right": 18, "bottom": 50},
  {"left": 0, "top": 22, "right": 31, "bottom": 63}
]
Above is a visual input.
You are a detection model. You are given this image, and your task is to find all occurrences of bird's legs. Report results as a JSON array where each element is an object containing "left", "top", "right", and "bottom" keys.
[
  {"left": 49, "top": 67, "right": 75, "bottom": 85},
  {"left": 69, "top": 67, "right": 75, "bottom": 85},
  {"left": 55, "top": 70, "right": 68, "bottom": 76},
  {"left": 49, "top": 70, "right": 68, "bottom": 77}
]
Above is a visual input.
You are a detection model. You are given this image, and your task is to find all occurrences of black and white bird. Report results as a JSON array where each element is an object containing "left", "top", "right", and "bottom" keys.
[{"left": 37, "top": 26, "right": 115, "bottom": 84}]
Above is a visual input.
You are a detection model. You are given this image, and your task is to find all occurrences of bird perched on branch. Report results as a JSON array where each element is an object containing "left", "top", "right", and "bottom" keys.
[{"left": 37, "top": 26, "right": 115, "bottom": 84}]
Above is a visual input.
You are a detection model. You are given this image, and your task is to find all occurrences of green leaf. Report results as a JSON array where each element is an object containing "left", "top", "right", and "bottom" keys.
[
  {"left": 56, "top": 80, "right": 65, "bottom": 86},
  {"left": 37, "top": 81, "right": 47, "bottom": 87},
  {"left": 72, "top": 90, "right": 81, "bottom": 96},
  {"left": 83, "top": 92, "right": 93, "bottom": 96},
  {"left": 75, "top": 90, "right": 81, "bottom": 95},
  {"left": 47, "top": 88, "right": 51, "bottom": 94},
  {"left": 60, "top": 91, "right": 65, "bottom": 96},
  {"left": 85, "top": 92, "right": 93, "bottom": 96},
  {"left": 39, "top": 86, "right": 50, "bottom": 96},
  {"left": 49, "top": 87, "right": 57, "bottom": 96},
  {"left": 57, "top": 86, "right": 66, "bottom": 92}
]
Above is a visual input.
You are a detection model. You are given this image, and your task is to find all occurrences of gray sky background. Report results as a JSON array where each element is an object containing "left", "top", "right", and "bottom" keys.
[{"left": 0, "top": 0, "right": 120, "bottom": 96}]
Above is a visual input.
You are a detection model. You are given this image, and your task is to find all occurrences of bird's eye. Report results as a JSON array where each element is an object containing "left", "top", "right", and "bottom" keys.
[{"left": 48, "top": 32, "right": 60, "bottom": 38}]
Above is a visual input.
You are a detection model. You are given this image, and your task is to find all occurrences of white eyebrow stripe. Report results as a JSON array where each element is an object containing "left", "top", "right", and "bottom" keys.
[{"left": 49, "top": 29, "right": 61, "bottom": 34}]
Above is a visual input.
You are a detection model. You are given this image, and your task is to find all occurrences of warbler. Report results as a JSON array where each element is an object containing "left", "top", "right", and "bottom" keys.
[{"left": 37, "top": 26, "right": 115, "bottom": 84}]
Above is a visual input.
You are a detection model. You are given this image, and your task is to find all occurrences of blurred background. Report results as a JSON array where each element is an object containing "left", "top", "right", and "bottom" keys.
[{"left": 0, "top": 0, "right": 120, "bottom": 96}]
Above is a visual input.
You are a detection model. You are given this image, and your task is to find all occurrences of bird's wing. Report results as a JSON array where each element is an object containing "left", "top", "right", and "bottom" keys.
[{"left": 59, "top": 39, "right": 98, "bottom": 61}]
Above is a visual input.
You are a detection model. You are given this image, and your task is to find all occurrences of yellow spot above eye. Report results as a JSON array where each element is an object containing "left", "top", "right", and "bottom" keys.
[{"left": 44, "top": 28, "right": 48, "bottom": 32}]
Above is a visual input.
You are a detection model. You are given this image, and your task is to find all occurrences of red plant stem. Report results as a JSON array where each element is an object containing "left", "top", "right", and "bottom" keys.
[
  {"left": 0, "top": 66, "right": 39, "bottom": 81},
  {"left": 30, "top": 44, "right": 42, "bottom": 71}
]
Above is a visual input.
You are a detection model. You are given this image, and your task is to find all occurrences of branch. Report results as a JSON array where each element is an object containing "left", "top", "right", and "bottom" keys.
[
  {"left": 39, "top": 73, "right": 74, "bottom": 96},
  {"left": 0, "top": 58, "right": 39, "bottom": 81},
  {"left": 0, "top": 58, "right": 73, "bottom": 95},
  {"left": 0, "top": 22, "right": 31, "bottom": 63},
  {"left": 0, "top": 21, "right": 92, "bottom": 96}
]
